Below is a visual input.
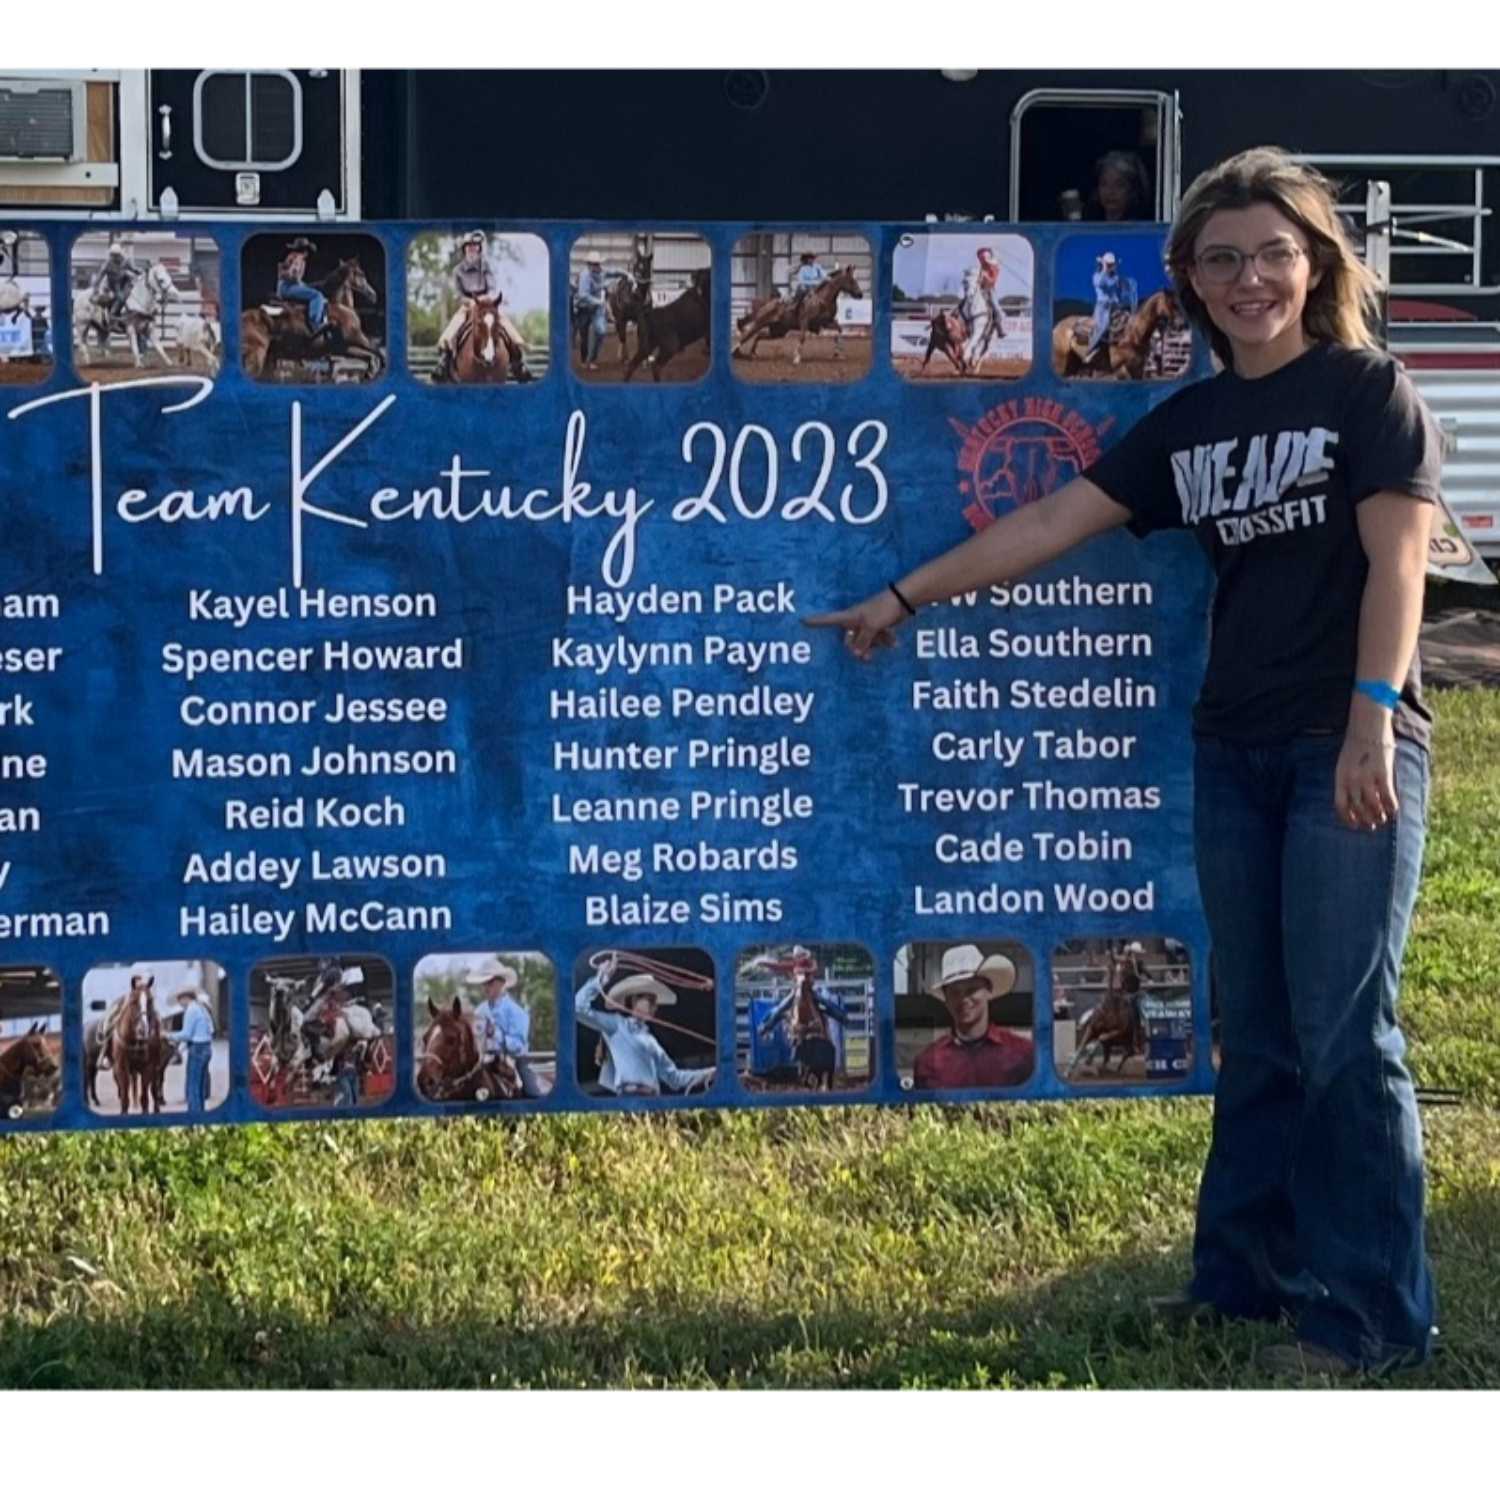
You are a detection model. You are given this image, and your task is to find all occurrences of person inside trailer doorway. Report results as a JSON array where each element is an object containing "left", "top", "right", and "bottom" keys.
[
  {"left": 1089, "top": 149, "right": 1153, "bottom": 222},
  {"left": 433, "top": 230, "right": 532, "bottom": 384},
  {"left": 810, "top": 146, "right": 1445, "bottom": 1379},
  {"left": 276, "top": 236, "right": 330, "bottom": 344}
]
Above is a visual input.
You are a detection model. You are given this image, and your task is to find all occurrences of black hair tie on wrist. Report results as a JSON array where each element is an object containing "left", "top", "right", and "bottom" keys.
[{"left": 889, "top": 582, "right": 918, "bottom": 617}]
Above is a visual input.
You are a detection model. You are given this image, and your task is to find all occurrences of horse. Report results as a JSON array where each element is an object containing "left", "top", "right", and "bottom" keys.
[
  {"left": 452, "top": 295, "right": 511, "bottom": 383},
  {"left": 920, "top": 271, "right": 1000, "bottom": 377},
  {"left": 787, "top": 977, "right": 838, "bottom": 1091},
  {"left": 416, "top": 997, "right": 521, "bottom": 1103},
  {"left": 108, "top": 975, "right": 170, "bottom": 1115},
  {"left": 606, "top": 247, "right": 654, "bottom": 365},
  {"left": 267, "top": 972, "right": 385, "bottom": 1101},
  {"left": 624, "top": 268, "right": 710, "bottom": 383},
  {"left": 175, "top": 312, "right": 221, "bottom": 373},
  {"left": 241, "top": 257, "right": 385, "bottom": 380},
  {"left": 1052, "top": 288, "right": 1182, "bottom": 380},
  {"left": 733, "top": 264, "right": 864, "bottom": 365},
  {"left": 76, "top": 262, "right": 180, "bottom": 368},
  {"left": 0, "top": 1023, "right": 58, "bottom": 1120},
  {"left": 1065, "top": 987, "right": 1145, "bottom": 1078}
]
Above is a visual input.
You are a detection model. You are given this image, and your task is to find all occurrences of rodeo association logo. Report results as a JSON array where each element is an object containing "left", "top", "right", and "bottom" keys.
[{"left": 950, "top": 398, "right": 1115, "bottom": 533}]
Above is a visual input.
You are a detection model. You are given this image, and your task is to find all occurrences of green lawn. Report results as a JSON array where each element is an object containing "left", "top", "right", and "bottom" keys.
[{"left": 2, "top": 689, "right": 1497, "bottom": 1390}]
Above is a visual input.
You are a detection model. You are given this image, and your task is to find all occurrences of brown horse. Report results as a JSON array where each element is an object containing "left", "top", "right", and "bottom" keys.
[
  {"left": 416, "top": 997, "right": 520, "bottom": 1103},
  {"left": 921, "top": 307, "right": 974, "bottom": 376},
  {"left": 241, "top": 257, "right": 385, "bottom": 380},
  {"left": 734, "top": 265, "right": 864, "bottom": 365},
  {"left": 109, "top": 975, "right": 169, "bottom": 1115},
  {"left": 624, "top": 268, "right": 710, "bottom": 383},
  {"left": 788, "top": 976, "right": 838, "bottom": 1090},
  {"left": 1052, "top": 288, "right": 1183, "bottom": 380},
  {"left": 1066, "top": 966, "right": 1146, "bottom": 1078},
  {"left": 0, "top": 1023, "right": 58, "bottom": 1119},
  {"left": 453, "top": 296, "right": 512, "bottom": 384}
]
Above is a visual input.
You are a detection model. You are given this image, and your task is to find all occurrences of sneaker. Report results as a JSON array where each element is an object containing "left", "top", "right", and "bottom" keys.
[
  {"left": 1256, "top": 1340, "right": 1358, "bottom": 1378},
  {"left": 1146, "top": 1290, "right": 1219, "bottom": 1330}
]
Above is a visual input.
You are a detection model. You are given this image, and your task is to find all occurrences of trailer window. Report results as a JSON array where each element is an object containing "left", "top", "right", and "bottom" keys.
[
  {"left": 1011, "top": 92, "right": 1173, "bottom": 223},
  {"left": 193, "top": 70, "right": 302, "bottom": 171}
]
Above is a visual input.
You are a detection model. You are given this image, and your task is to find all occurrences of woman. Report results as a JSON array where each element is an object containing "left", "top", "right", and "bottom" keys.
[
  {"left": 808, "top": 147, "right": 1442, "bottom": 1376},
  {"left": 1089, "top": 149, "right": 1153, "bottom": 222}
]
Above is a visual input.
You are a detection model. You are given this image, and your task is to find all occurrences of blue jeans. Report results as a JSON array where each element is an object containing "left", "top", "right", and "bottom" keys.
[
  {"left": 185, "top": 1042, "right": 211, "bottom": 1113},
  {"left": 1189, "top": 733, "right": 1434, "bottom": 1367},
  {"left": 277, "top": 280, "right": 327, "bottom": 330}
]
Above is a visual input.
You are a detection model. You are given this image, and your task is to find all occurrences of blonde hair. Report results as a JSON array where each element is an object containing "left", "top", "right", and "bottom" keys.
[{"left": 1166, "top": 147, "right": 1382, "bottom": 368}]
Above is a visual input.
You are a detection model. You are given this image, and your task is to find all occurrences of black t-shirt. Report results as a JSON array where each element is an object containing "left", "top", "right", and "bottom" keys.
[{"left": 1083, "top": 342, "right": 1443, "bottom": 749}]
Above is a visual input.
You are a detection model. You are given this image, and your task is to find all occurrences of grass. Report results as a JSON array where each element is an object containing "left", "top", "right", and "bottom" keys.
[{"left": 1, "top": 688, "right": 1496, "bottom": 1390}]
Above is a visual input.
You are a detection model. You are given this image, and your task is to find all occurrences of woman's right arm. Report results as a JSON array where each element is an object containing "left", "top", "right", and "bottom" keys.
[{"left": 804, "top": 475, "right": 1131, "bottom": 659}]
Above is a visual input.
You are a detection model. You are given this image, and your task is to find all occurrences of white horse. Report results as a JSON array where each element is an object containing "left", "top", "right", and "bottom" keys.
[
  {"left": 76, "top": 262, "right": 180, "bottom": 368},
  {"left": 957, "top": 268, "right": 1002, "bottom": 371}
]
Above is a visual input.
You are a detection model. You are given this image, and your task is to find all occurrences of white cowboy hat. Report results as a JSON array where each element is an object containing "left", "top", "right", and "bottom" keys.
[
  {"left": 1099, "top": 252, "right": 1119, "bottom": 267},
  {"left": 466, "top": 957, "right": 518, "bottom": 987},
  {"left": 926, "top": 945, "right": 1017, "bottom": 1002},
  {"left": 462, "top": 231, "right": 486, "bottom": 246},
  {"left": 340, "top": 965, "right": 365, "bottom": 988},
  {"left": 606, "top": 973, "right": 676, "bottom": 1009}
]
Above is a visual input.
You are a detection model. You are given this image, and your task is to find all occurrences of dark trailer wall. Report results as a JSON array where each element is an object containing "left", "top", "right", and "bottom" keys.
[{"left": 359, "top": 69, "right": 1500, "bottom": 221}]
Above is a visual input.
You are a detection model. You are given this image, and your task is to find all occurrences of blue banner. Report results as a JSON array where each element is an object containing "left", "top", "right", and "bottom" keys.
[{"left": 0, "top": 219, "right": 1215, "bottom": 1131}]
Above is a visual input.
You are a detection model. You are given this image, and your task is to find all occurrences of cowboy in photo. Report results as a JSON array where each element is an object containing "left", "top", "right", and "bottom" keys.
[
  {"left": 1086, "top": 250, "right": 1138, "bottom": 362},
  {"left": 755, "top": 946, "right": 852, "bottom": 1081},
  {"left": 574, "top": 962, "right": 714, "bottom": 1098},
  {"left": 573, "top": 254, "right": 609, "bottom": 368},
  {"left": 276, "top": 235, "right": 331, "bottom": 345},
  {"left": 301, "top": 961, "right": 360, "bottom": 1068},
  {"left": 466, "top": 956, "right": 544, "bottom": 1098},
  {"left": 786, "top": 250, "right": 829, "bottom": 313},
  {"left": 433, "top": 230, "right": 532, "bottom": 384},
  {"left": 92, "top": 240, "right": 139, "bottom": 322},
  {"left": 912, "top": 945, "right": 1034, "bottom": 1089},
  {"left": 170, "top": 985, "right": 215, "bottom": 1114}
]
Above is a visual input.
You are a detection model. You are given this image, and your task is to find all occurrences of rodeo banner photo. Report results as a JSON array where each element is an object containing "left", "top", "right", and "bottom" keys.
[{"left": 1, "top": 212, "right": 1344, "bottom": 1136}]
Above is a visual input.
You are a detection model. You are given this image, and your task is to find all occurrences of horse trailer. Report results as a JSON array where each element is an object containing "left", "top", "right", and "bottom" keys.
[{"left": 2, "top": 66, "right": 1497, "bottom": 558}]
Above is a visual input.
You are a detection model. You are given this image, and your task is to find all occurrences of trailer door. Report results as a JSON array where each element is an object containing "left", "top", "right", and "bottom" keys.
[{"left": 146, "top": 69, "right": 350, "bottom": 215}]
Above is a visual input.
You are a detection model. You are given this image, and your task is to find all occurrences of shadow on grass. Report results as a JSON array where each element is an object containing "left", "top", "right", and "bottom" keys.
[{"left": 3, "top": 1183, "right": 1494, "bottom": 1391}]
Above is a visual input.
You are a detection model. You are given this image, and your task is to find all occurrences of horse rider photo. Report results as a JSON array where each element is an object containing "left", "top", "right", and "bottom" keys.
[
  {"left": 277, "top": 237, "right": 332, "bottom": 348},
  {"left": 466, "top": 956, "right": 547, "bottom": 1097},
  {"left": 241, "top": 231, "right": 387, "bottom": 382},
  {"left": 431, "top": 231, "right": 533, "bottom": 383},
  {"left": 574, "top": 953, "right": 716, "bottom": 1099},
  {"left": 1088, "top": 251, "right": 1138, "bottom": 362},
  {"left": 94, "top": 241, "right": 139, "bottom": 322},
  {"left": 911, "top": 944, "right": 1035, "bottom": 1090}
]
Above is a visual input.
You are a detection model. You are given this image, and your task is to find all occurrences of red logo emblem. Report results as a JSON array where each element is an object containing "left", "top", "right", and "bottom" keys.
[{"left": 950, "top": 398, "right": 1115, "bottom": 532}]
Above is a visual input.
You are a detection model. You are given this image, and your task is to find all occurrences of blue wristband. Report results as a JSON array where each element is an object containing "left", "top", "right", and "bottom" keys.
[{"left": 1354, "top": 679, "right": 1402, "bottom": 711}]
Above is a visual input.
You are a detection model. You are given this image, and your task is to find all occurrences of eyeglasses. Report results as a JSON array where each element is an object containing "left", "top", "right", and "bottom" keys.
[{"left": 1194, "top": 244, "right": 1307, "bottom": 284}]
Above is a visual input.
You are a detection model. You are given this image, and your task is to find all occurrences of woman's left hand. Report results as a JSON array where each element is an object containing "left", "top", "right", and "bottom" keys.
[{"left": 1335, "top": 732, "right": 1399, "bottom": 830}]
